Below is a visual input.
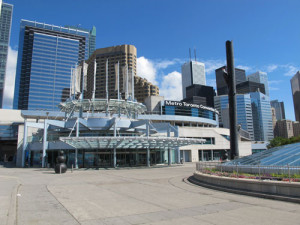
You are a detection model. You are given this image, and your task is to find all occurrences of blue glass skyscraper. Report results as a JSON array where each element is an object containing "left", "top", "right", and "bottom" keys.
[
  {"left": 0, "top": 2, "right": 13, "bottom": 108},
  {"left": 250, "top": 92, "right": 273, "bottom": 141},
  {"left": 214, "top": 94, "right": 254, "bottom": 140},
  {"left": 13, "top": 20, "right": 89, "bottom": 111},
  {"left": 64, "top": 25, "right": 96, "bottom": 58}
]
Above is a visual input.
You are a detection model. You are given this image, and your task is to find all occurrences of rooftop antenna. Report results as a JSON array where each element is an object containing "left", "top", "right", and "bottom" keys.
[
  {"left": 194, "top": 48, "right": 197, "bottom": 62},
  {"left": 189, "top": 48, "right": 192, "bottom": 62}
]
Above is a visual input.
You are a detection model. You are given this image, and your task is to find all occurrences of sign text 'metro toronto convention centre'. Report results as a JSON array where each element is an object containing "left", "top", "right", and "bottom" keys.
[{"left": 164, "top": 100, "right": 219, "bottom": 115}]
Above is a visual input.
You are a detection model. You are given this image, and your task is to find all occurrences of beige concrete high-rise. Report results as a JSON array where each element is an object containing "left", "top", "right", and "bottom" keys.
[
  {"left": 86, "top": 45, "right": 137, "bottom": 100},
  {"left": 135, "top": 76, "right": 159, "bottom": 103},
  {"left": 86, "top": 44, "right": 159, "bottom": 102}
]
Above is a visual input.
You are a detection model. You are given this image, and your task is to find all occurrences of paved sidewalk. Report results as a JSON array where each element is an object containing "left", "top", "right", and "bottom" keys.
[{"left": 1, "top": 164, "right": 300, "bottom": 225}]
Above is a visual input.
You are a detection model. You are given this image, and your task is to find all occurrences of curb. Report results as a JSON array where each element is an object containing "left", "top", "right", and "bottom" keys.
[{"left": 187, "top": 175, "right": 300, "bottom": 204}]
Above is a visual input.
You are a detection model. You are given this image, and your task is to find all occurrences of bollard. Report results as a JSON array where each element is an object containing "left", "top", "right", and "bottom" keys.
[
  {"left": 60, "top": 165, "right": 61, "bottom": 174},
  {"left": 71, "top": 164, "right": 73, "bottom": 173}
]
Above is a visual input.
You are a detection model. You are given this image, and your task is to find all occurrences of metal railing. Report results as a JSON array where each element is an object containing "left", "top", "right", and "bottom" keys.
[{"left": 196, "top": 162, "right": 300, "bottom": 182}]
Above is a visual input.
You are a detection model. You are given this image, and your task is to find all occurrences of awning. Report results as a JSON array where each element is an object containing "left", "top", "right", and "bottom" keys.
[{"left": 60, "top": 136, "right": 205, "bottom": 150}]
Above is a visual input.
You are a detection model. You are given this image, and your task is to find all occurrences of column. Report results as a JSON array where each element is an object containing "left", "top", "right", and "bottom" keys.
[
  {"left": 42, "top": 120, "right": 48, "bottom": 168},
  {"left": 168, "top": 148, "right": 171, "bottom": 166},
  {"left": 147, "top": 147, "right": 150, "bottom": 167},
  {"left": 201, "top": 150, "right": 204, "bottom": 162},
  {"left": 22, "top": 119, "right": 28, "bottom": 168},
  {"left": 211, "top": 150, "right": 213, "bottom": 161},
  {"left": 75, "top": 118, "right": 79, "bottom": 169},
  {"left": 113, "top": 147, "right": 116, "bottom": 168}
]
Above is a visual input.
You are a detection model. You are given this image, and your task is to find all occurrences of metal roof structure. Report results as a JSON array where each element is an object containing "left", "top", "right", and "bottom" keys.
[
  {"left": 59, "top": 99, "right": 146, "bottom": 117},
  {"left": 60, "top": 136, "right": 205, "bottom": 150}
]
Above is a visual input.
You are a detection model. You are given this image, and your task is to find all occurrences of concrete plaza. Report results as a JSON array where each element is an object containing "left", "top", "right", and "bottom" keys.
[{"left": 1, "top": 163, "right": 300, "bottom": 225}]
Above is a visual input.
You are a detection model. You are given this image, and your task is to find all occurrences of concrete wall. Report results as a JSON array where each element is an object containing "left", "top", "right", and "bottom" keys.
[
  {"left": 179, "top": 127, "right": 252, "bottom": 162},
  {"left": 0, "top": 109, "right": 23, "bottom": 123},
  {"left": 194, "top": 171, "right": 300, "bottom": 198}
]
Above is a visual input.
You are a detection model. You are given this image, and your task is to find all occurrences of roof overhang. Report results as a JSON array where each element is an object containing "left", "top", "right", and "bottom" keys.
[{"left": 60, "top": 136, "right": 205, "bottom": 150}]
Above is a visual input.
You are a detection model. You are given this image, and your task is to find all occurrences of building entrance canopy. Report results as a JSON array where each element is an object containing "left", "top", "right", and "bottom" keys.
[{"left": 60, "top": 136, "right": 205, "bottom": 150}]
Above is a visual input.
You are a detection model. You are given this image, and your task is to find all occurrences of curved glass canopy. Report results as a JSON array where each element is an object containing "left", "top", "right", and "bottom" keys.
[{"left": 226, "top": 142, "right": 300, "bottom": 166}]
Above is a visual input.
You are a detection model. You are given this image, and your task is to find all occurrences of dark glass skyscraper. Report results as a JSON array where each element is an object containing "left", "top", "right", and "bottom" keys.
[
  {"left": 291, "top": 71, "right": 300, "bottom": 121},
  {"left": 215, "top": 66, "right": 246, "bottom": 95},
  {"left": 13, "top": 20, "right": 89, "bottom": 111},
  {"left": 0, "top": 2, "right": 13, "bottom": 108}
]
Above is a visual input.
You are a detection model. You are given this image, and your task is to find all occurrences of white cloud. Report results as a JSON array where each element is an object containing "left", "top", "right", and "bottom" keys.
[
  {"left": 236, "top": 65, "right": 253, "bottom": 72},
  {"left": 283, "top": 65, "right": 298, "bottom": 76},
  {"left": 2, "top": 46, "right": 17, "bottom": 109},
  {"left": 269, "top": 87, "right": 280, "bottom": 91},
  {"left": 159, "top": 71, "right": 182, "bottom": 100},
  {"left": 268, "top": 80, "right": 283, "bottom": 85},
  {"left": 155, "top": 59, "right": 181, "bottom": 69},
  {"left": 203, "top": 59, "right": 225, "bottom": 75},
  {"left": 137, "top": 56, "right": 157, "bottom": 84},
  {"left": 265, "top": 64, "right": 278, "bottom": 73}
]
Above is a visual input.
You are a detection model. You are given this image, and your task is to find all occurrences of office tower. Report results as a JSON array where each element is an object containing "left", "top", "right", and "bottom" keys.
[
  {"left": 86, "top": 45, "right": 136, "bottom": 100},
  {"left": 270, "top": 100, "right": 286, "bottom": 121},
  {"left": 291, "top": 71, "right": 300, "bottom": 121},
  {"left": 250, "top": 92, "right": 274, "bottom": 141},
  {"left": 135, "top": 76, "right": 159, "bottom": 103},
  {"left": 183, "top": 84, "right": 215, "bottom": 107},
  {"left": 274, "top": 120, "right": 294, "bottom": 138},
  {"left": 247, "top": 71, "right": 270, "bottom": 96},
  {"left": 86, "top": 45, "right": 159, "bottom": 102},
  {"left": 215, "top": 66, "right": 246, "bottom": 95},
  {"left": 236, "top": 81, "right": 265, "bottom": 95},
  {"left": 293, "top": 121, "right": 300, "bottom": 137},
  {"left": 214, "top": 94, "right": 254, "bottom": 140},
  {"left": 64, "top": 25, "right": 96, "bottom": 58},
  {"left": 271, "top": 107, "right": 277, "bottom": 130},
  {"left": 13, "top": 20, "right": 89, "bottom": 111},
  {"left": 181, "top": 61, "right": 205, "bottom": 99},
  {"left": 0, "top": 2, "right": 13, "bottom": 108}
]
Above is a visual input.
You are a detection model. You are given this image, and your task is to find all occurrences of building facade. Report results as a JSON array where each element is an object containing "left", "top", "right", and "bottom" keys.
[
  {"left": 270, "top": 100, "right": 286, "bottom": 121},
  {"left": 0, "top": 2, "right": 13, "bottom": 108},
  {"left": 271, "top": 107, "right": 277, "bottom": 130},
  {"left": 13, "top": 20, "right": 89, "bottom": 111},
  {"left": 215, "top": 66, "right": 246, "bottom": 96},
  {"left": 293, "top": 121, "right": 300, "bottom": 137},
  {"left": 291, "top": 71, "right": 300, "bottom": 121},
  {"left": 274, "top": 120, "right": 294, "bottom": 139},
  {"left": 134, "top": 76, "right": 159, "bottom": 103},
  {"left": 86, "top": 45, "right": 159, "bottom": 103},
  {"left": 250, "top": 92, "right": 273, "bottom": 141},
  {"left": 214, "top": 94, "right": 254, "bottom": 140},
  {"left": 247, "top": 71, "right": 270, "bottom": 96},
  {"left": 183, "top": 84, "right": 215, "bottom": 108},
  {"left": 181, "top": 61, "right": 205, "bottom": 98},
  {"left": 64, "top": 25, "right": 96, "bottom": 58},
  {"left": 86, "top": 45, "right": 137, "bottom": 100},
  {"left": 236, "top": 81, "right": 265, "bottom": 95}
]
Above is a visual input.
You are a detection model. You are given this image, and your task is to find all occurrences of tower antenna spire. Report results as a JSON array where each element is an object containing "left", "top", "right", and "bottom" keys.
[{"left": 189, "top": 48, "right": 191, "bottom": 62}]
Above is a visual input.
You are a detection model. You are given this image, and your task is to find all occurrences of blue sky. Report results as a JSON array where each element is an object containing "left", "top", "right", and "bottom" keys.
[{"left": 3, "top": 0, "right": 300, "bottom": 120}]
